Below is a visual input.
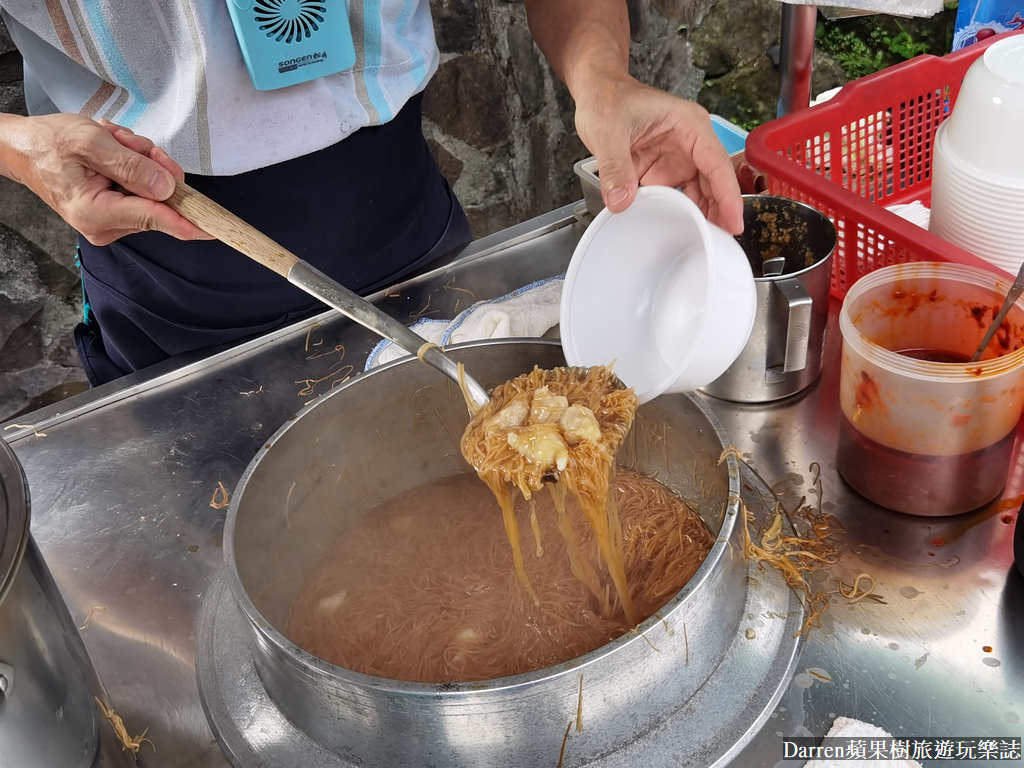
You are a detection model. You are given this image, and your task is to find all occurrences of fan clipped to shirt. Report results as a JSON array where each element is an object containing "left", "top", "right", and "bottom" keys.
[{"left": 226, "top": 0, "right": 356, "bottom": 91}]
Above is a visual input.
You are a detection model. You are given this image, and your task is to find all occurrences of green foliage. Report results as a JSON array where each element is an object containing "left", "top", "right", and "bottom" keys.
[
  {"left": 815, "top": 10, "right": 956, "bottom": 81},
  {"left": 816, "top": 21, "right": 932, "bottom": 79},
  {"left": 736, "top": 114, "right": 765, "bottom": 133}
]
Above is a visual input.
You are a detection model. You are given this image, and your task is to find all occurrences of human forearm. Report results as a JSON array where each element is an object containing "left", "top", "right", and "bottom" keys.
[
  {"left": 0, "top": 113, "right": 33, "bottom": 183},
  {"left": 522, "top": 0, "right": 630, "bottom": 102}
]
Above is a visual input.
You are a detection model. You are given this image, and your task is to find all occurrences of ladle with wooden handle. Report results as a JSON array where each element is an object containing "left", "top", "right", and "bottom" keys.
[{"left": 166, "top": 180, "right": 491, "bottom": 412}]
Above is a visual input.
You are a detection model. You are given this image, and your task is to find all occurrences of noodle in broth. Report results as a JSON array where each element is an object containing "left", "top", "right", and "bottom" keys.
[{"left": 287, "top": 468, "right": 713, "bottom": 683}]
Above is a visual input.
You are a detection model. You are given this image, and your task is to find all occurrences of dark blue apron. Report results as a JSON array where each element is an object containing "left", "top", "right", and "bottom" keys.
[{"left": 74, "top": 93, "right": 471, "bottom": 385}]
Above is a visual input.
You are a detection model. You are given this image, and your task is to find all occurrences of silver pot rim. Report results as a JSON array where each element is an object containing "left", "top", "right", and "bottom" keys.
[
  {"left": 222, "top": 338, "right": 744, "bottom": 694},
  {"left": 0, "top": 438, "right": 30, "bottom": 604}
]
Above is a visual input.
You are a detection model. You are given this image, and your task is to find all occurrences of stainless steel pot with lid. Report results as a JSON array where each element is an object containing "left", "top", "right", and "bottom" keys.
[{"left": 0, "top": 437, "right": 133, "bottom": 768}]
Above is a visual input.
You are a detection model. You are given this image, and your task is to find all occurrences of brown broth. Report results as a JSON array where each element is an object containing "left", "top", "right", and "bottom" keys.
[{"left": 286, "top": 468, "right": 712, "bottom": 683}]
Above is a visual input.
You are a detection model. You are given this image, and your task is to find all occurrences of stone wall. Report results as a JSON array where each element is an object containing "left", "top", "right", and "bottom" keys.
[
  {"left": 0, "top": 0, "right": 823, "bottom": 422},
  {"left": 1, "top": 19, "right": 87, "bottom": 421}
]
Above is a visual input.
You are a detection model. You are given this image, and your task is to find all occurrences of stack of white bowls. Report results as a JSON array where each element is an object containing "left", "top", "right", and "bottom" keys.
[{"left": 929, "top": 34, "right": 1024, "bottom": 274}]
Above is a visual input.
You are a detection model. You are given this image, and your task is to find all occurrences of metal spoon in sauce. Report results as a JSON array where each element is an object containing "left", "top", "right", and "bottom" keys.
[{"left": 970, "top": 260, "right": 1024, "bottom": 363}]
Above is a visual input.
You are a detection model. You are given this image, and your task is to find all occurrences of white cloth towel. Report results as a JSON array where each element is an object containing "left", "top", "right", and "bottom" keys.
[
  {"left": 804, "top": 717, "right": 924, "bottom": 768},
  {"left": 365, "top": 276, "right": 564, "bottom": 369},
  {"left": 886, "top": 201, "right": 931, "bottom": 229}
]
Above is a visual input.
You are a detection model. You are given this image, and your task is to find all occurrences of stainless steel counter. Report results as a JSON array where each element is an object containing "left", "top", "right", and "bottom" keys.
[{"left": 3, "top": 203, "right": 1022, "bottom": 767}]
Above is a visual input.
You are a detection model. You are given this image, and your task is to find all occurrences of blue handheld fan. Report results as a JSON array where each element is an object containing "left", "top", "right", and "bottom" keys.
[{"left": 226, "top": 0, "right": 357, "bottom": 91}]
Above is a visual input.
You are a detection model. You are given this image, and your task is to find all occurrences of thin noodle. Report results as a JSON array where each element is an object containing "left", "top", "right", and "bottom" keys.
[
  {"left": 576, "top": 674, "right": 584, "bottom": 732},
  {"left": 558, "top": 720, "right": 572, "bottom": 768},
  {"left": 416, "top": 342, "right": 440, "bottom": 363},
  {"left": 528, "top": 497, "right": 544, "bottom": 557}
]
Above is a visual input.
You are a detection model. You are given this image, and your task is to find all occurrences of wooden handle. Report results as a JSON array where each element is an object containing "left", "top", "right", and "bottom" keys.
[
  {"left": 167, "top": 180, "right": 300, "bottom": 278},
  {"left": 167, "top": 182, "right": 491, "bottom": 410}
]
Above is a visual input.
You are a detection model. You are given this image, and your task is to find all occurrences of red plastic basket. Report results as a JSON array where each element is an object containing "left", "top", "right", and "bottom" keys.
[{"left": 745, "top": 29, "right": 1024, "bottom": 299}]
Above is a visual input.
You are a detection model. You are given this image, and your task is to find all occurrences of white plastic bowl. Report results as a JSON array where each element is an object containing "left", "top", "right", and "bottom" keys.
[
  {"left": 941, "top": 34, "right": 1024, "bottom": 182},
  {"left": 560, "top": 186, "right": 756, "bottom": 403},
  {"left": 930, "top": 120, "right": 1024, "bottom": 270}
]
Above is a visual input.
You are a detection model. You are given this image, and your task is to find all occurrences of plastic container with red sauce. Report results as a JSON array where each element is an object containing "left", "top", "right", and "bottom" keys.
[{"left": 837, "top": 262, "right": 1024, "bottom": 516}]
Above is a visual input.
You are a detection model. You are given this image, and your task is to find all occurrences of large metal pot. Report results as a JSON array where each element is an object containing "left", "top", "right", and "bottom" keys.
[
  {"left": 0, "top": 438, "right": 132, "bottom": 768},
  {"left": 224, "top": 340, "right": 747, "bottom": 767}
]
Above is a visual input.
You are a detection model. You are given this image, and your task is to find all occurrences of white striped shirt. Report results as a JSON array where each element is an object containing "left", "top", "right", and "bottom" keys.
[{"left": 1, "top": 0, "right": 439, "bottom": 175}]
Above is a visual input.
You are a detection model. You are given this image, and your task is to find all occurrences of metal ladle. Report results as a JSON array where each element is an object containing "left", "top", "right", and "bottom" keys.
[
  {"left": 970, "top": 261, "right": 1024, "bottom": 363},
  {"left": 166, "top": 181, "right": 491, "bottom": 412}
]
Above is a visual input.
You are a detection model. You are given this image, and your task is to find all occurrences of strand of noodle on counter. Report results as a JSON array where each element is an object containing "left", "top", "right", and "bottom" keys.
[{"left": 718, "top": 448, "right": 883, "bottom": 637}]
